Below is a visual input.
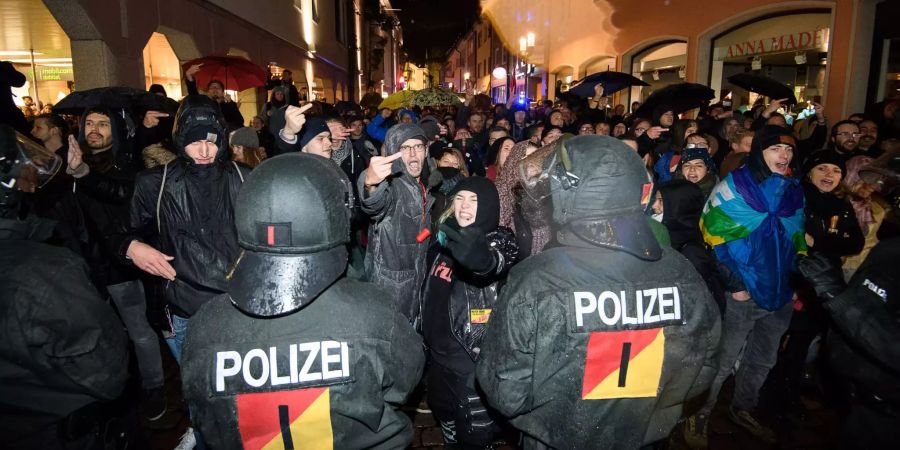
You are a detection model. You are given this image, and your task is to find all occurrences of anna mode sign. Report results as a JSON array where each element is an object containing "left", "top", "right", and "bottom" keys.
[{"left": 718, "top": 28, "right": 829, "bottom": 60}]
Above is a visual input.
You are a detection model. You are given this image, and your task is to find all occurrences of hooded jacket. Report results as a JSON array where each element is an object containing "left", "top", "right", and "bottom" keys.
[
  {"left": 357, "top": 123, "right": 435, "bottom": 323},
  {"left": 116, "top": 96, "right": 249, "bottom": 316},
  {"left": 70, "top": 107, "right": 143, "bottom": 291},
  {"left": 0, "top": 217, "right": 128, "bottom": 441},
  {"left": 420, "top": 177, "right": 519, "bottom": 365}
]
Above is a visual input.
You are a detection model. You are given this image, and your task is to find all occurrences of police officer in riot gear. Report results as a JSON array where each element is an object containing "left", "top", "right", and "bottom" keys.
[
  {"left": 181, "top": 152, "right": 425, "bottom": 449},
  {"left": 0, "top": 125, "right": 129, "bottom": 449},
  {"left": 476, "top": 135, "right": 722, "bottom": 449}
]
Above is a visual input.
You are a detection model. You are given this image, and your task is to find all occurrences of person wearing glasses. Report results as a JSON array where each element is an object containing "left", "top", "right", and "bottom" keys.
[
  {"left": 830, "top": 120, "right": 863, "bottom": 164},
  {"left": 358, "top": 123, "right": 435, "bottom": 324}
]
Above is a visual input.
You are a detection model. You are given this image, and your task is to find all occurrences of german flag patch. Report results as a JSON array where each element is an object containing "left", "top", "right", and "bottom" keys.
[
  {"left": 581, "top": 329, "right": 664, "bottom": 400},
  {"left": 236, "top": 387, "right": 333, "bottom": 450}
]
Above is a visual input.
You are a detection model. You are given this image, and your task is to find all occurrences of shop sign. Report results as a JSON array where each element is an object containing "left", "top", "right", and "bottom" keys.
[
  {"left": 37, "top": 66, "right": 74, "bottom": 81},
  {"left": 721, "top": 28, "right": 829, "bottom": 59}
]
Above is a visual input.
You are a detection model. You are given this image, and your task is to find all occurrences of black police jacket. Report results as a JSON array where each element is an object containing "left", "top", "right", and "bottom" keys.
[
  {"left": 476, "top": 244, "right": 721, "bottom": 449},
  {"left": 824, "top": 238, "right": 900, "bottom": 405},
  {"left": 117, "top": 160, "right": 249, "bottom": 316},
  {"left": 181, "top": 278, "right": 425, "bottom": 449},
  {"left": 0, "top": 218, "right": 128, "bottom": 441}
]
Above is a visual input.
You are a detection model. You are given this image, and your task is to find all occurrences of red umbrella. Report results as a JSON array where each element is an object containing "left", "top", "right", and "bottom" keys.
[{"left": 181, "top": 55, "right": 267, "bottom": 91}]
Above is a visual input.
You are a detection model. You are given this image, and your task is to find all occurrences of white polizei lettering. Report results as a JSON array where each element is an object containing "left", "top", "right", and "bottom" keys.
[
  {"left": 574, "top": 292, "right": 598, "bottom": 328},
  {"left": 598, "top": 291, "right": 622, "bottom": 325},
  {"left": 289, "top": 344, "right": 299, "bottom": 384},
  {"left": 216, "top": 351, "right": 241, "bottom": 392},
  {"left": 621, "top": 290, "right": 638, "bottom": 325},
  {"left": 572, "top": 287, "right": 683, "bottom": 328},
  {"left": 269, "top": 347, "right": 291, "bottom": 386},
  {"left": 341, "top": 341, "right": 350, "bottom": 377},
  {"left": 298, "top": 342, "right": 321, "bottom": 382},
  {"left": 635, "top": 290, "right": 645, "bottom": 325},
  {"left": 321, "top": 341, "right": 344, "bottom": 380},
  {"left": 643, "top": 289, "right": 659, "bottom": 323},
  {"left": 673, "top": 287, "right": 682, "bottom": 320},
  {"left": 243, "top": 349, "right": 269, "bottom": 388},
  {"left": 658, "top": 287, "right": 674, "bottom": 321}
]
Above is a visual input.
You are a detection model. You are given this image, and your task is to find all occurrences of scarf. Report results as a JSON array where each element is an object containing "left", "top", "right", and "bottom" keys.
[{"left": 330, "top": 139, "right": 352, "bottom": 166}]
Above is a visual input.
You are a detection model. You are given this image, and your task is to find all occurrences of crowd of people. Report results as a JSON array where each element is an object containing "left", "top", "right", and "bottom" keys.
[{"left": 2, "top": 56, "right": 900, "bottom": 450}]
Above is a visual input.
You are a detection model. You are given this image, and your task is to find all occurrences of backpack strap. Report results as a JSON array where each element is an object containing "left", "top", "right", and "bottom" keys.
[
  {"left": 156, "top": 162, "right": 169, "bottom": 234},
  {"left": 232, "top": 160, "right": 245, "bottom": 183}
]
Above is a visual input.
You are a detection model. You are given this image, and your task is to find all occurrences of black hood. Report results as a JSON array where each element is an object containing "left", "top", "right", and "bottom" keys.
[
  {"left": 748, "top": 125, "right": 796, "bottom": 183},
  {"left": 77, "top": 105, "right": 130, "bottom": 159},
  {"left": 451, "top": 176, "right": 500, "bottom": 232},
  {"left": 652, "top": 104, "right": 674, "bottom": 126},
  {"left": 172, "top": 95, "right": 229, "bottom": 163},
  {"left": 659, "top": 180, "right": 705, "bottom": 249}
]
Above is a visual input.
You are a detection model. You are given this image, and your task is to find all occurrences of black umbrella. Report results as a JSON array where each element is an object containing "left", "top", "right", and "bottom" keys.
[
  {"left": 727, "top": 73, "right": 797, "bottom": 105},
  {"left": 634, "top": 82, "right": 716, "bottom": 119},
  {"left": 53, "top": 86, "right": 178, "bottom": 115},
  {"left": 569, "top": 71, "right": 649, "bottom": 98}
]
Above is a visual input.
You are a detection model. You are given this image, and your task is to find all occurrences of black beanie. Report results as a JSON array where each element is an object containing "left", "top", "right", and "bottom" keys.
[
  {"left": 452, "top": 176, "right": 500, "bottom": 231},
  {"left": 299, "top": 117, "right": 330, "bottom": 150},
  {"left": 748, "top": 125, "right": 796, "bottom": 181},
  {"left": 802, "top": 149, "right": 846, "bottom": 177}
]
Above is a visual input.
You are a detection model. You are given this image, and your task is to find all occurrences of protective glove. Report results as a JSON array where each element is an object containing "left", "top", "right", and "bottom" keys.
[
  {"left": 440, "top": 223, "right": 495, "bottom": 274},
  {"left": 797, "top": 253, "right": 846, "bottom": 301}
]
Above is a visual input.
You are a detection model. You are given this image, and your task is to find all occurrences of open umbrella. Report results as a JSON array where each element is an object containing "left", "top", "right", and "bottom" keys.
[
  {"left": 569, "top": 71, "right": 649, "bottom": 98},
  {"left": 181, "top": 55, "right": 267, "bottom": 91},
  {"left": 53, "top": 86, "right": 178, "bottom": 115},
  {"left": 727, "top": 73, "right": 797, "bottom": 105},
  {"left": 634, "top": 82, "right": 716, "bottom": 119},
  {"left": 405, "top": 87, "right": 462, "bottom": 108},
  {"left": 378, "top": 90, "right": 415, "bottom": 110}
]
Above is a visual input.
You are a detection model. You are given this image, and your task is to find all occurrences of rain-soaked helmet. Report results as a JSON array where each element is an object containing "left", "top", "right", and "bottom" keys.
[
  {"left": 172, "top": 95, "right": 228, "bottom": 162},
  {"left": 516, "top": 134, "right": 661, "bottom": 260},
  {"left": 0, "top": 125, "right": 62, "bottom": 214},
  {"left": 227, "top": 152, "right": 354, "bottom": 317}
]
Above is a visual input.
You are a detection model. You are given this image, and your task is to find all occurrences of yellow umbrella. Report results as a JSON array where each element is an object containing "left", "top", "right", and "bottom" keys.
[{"left": 378, "top": 90, "right": 415, "bottom": 110}]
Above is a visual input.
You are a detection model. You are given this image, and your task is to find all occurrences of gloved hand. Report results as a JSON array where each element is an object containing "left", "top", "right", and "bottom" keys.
[
  {"left": 440, "top": 223, "right": 495, "bottom": 274},
  {"left": 797, "top": 253, "right": 846, "bottom": 300}
]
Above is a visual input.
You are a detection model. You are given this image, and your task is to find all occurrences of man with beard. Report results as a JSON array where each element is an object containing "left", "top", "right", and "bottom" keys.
[
  {"left": 857, "top": 118, "right": 882, "bottom": 158},
  {"left": 358, "top": 123, "right": 434, "bottom": 323},
  {"left": 831, "top": 120, "right": 862, "bottom": 163}
]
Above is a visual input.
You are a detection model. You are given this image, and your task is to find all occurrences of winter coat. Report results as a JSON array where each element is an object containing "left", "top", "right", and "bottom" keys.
[
  {"left": 420, "top": 227, "right": 518, "bottom": 362},
  {"left": 802, "top": 182, "right": 864, "bottom": 261},
  {"left": 181, "top": 279, "right": 425, "bottom": 450},
  {"left": 70, "top": 112, "right": 143, "bottom": 292},
  {"left": 476, "top": 244, "right": 722, "bottom": 449},
  {"left": 0, "top": 218, "right": 128, "bottom": 440},
  {"left": 117, "top": 160, "right": 248, "bottom": 316},
  {"left": 823, "top": 238, "right": 900, "bottom": 405},
  {"left": 357, "top": 125, "right": 435, "bottom": 323}
]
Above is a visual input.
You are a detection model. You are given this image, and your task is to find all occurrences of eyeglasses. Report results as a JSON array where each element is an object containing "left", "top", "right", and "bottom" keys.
[
  {"left": 635, "top": 127, "right": 648, "bottom": 133},
  {"left": 835, "top": 132, "right": 861, "bottom": 138},
  {"left": 399, "top": 143, "right": 426, "bottom": 154}
]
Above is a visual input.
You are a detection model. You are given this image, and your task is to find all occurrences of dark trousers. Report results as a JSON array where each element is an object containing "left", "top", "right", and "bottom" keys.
[
  {"left": 427, "top": 359, "right": 499, "bottom": 448},
  {"left": 840, "top": 399, "right": 900, "bottom": 449}
]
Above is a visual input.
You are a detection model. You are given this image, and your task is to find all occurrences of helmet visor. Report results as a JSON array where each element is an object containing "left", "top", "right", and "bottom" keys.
[
  {"left": 10, "top": 131, "right": 62, "bottom": 191},
  {"left": 517, "top": 137, "right": 577, "bottom": 201}
]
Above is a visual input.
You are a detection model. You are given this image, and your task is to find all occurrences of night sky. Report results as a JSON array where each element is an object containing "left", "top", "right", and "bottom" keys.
[{"left": 391, "top": 0, "right": 481, "bottom": 64}]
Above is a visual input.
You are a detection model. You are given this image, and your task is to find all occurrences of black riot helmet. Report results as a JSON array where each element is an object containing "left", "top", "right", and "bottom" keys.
[
  {"left": 0, "top": 125, "right": 62, "bottom": 218},
  {"left": 517, "top": 134, "right": 662, "bottom": 260},
  {"left": 172, "top": 95, "right": 228, "bottom": 162},
  {"left": 227, "top": 153, "right": 354, "bottom": 317}
]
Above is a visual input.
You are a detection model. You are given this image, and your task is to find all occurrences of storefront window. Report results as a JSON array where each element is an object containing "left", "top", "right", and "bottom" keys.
[
  {"left": 711, "top": 13, "right": 831, "bottom": 111},
  {"left": 630, "top": 42, "right": 687, "bottom": 102},
  {"left": 142, "top": 32, "right": 183, "bottom": 99}
]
